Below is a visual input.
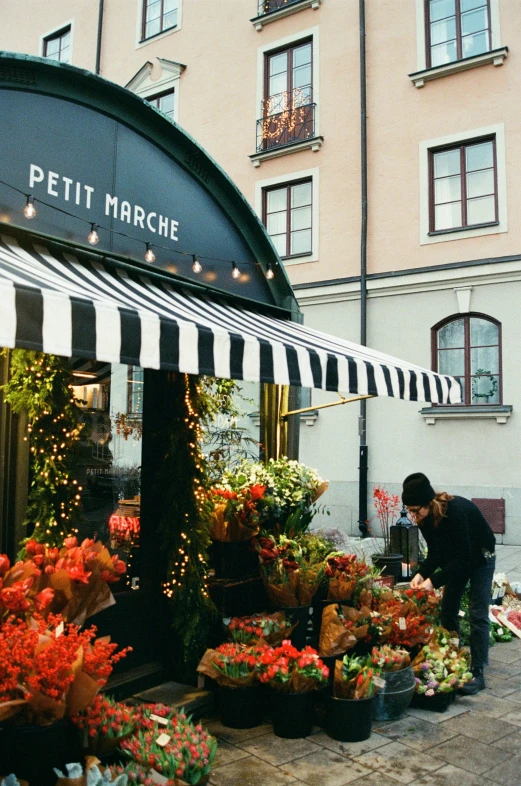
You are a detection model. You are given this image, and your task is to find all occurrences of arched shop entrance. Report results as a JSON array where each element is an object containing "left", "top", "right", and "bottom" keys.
[{"left": 0, "top": 52, "right": 459, "bottom": 684}]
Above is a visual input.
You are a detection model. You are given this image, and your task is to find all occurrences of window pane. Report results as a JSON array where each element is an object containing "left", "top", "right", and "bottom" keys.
[
  {"left": 267, "top": 212, "right": 287, "bottom": 235},
  {"left": 431, "top": 40, "right": 457, "bottom": 66},
  {"left": 269, "top": 74, "right": 288, "bottom": 99},
  {"left": 164, "top": 0, "right": 177, "bottom": 11},
  {"left": 294, "top": 86, "right": 312, "bottom": 106},
  {"left": 471, "top": 346, "right": 499, "bottom": 375},
  {"left": 158, "top": 93, "right": 175, "bottom": 120},
  {"left": 46, "top": 38, "right": 60, "bottom": 56},
  {"left": 270, "top": 52, "right": 287, "bottom": 76},
  {"left": 291, "top": 206, "right": 311, "bottom": 231},
  {"left": 163, "top": 10, "right": 177, "bottom": 28},
  {"left": 471, "top": 374, "right": 499, "bottom": 404},
  {"left": 60, "top": 45, "right": 70, "bottom": 64},
  {"left": 290, "top": 229, "right": 312, "bottom": 255},
  {"left": 466, "top": 141, "right": 493, "bottom": 172},
  {"left": 467, "top": 195, "right": 495, "bottom": 225},
  {"left": 439, "top": 319, "right": 464, "bottom": 348},
  {"left": 430, "top": 0, "right": 455, "bottom": 23},
  {"left": 146, "top": 0, "right": 162, "bottom": 21},
  {"left": 434, "top": 149, "right": 461, "bottom": 178},
  {"left": 470, "top": 317, "right": 498, "bottom": 346},
  {"left": 267, "top": 188, "right": 287, "bottom": 212},
  {"left": 462, "top": 30, "right": 489, "bottom": 57},
  {"left": 461, "top": 0, "right": 486, "bottom": 11},
  {"left": 435, "top": 175, "right": 461, "bottom": 204},
  {"left": 146, "top": 18, "right": 161, "bottom": 37},
  {"left": 62, "top": 31, "right": 71, "bottom": 48},
  {"left": 294, "top": 43, "right": 312, "bottom": 67},
  {"left": 271, "top": 234, "right": 287, "bottom": 256},
  {"left": 291, "top": 182, "right": 312, "bottom": 208},
  {"left": 461, "top": 7, "right": 487, "bottom": 36},
  {"left": 431, "top": 18, "right": 456, "bottom": 46},
  {"left": 435, "top": 201, "right": 462, "bottom": 230},
  {"left": 438, "top": 348, "right": 465, "bottom": 375},
  {"left": 293, "top": 64, "right": 312, "bottom": 89},
  {"left": 466, "top": 169, "right": 494, "bottom": 199}
]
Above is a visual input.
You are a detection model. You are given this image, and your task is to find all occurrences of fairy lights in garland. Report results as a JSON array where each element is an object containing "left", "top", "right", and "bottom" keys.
[{"left": 0, "top": 177, "right": 280, "bottom": 281}]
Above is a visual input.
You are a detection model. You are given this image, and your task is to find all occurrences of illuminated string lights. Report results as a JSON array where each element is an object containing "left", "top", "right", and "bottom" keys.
[{"left": 1, "top": 177, "right": 280, "bottom": 280}]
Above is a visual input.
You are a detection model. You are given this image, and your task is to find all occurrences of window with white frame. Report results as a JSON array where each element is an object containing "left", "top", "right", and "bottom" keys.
[
  {"left": 141, "top": 0, "right": 178, "bottom": 40},
  {"left": 126, "top": 58, "right": 185, "bottom": 123},
  {"left": 426, "top": 0, "right": 491, "bottom": 68},
  {"left": 43, "top": 26, "right": 71, "bottom": 63},
  {"left": 148, "top": 90, "right": 175, "bottom": 122}
]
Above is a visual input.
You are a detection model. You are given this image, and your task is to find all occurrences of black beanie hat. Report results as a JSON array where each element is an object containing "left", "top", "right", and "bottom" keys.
[{"left": 402, "top": 473, "right": 436, "bottom": 506}]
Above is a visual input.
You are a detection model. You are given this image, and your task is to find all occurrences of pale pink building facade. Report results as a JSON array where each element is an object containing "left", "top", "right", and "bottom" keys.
[{"left": 2, "top": 0, "right": 520, "bottom": 541}]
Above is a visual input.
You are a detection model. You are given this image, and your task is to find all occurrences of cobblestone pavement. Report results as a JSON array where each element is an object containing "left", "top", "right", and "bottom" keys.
[{"left": 204, "top": 549, "right": 521, "bottom": 786}]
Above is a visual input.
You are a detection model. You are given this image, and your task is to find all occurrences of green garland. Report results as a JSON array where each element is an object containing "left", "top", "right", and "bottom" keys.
[
  {"left": 1, "top": 349, "right": 84, "bottom": 548},
  {"left": 159, "top": 374, "right": 217, "bottom": 665}
]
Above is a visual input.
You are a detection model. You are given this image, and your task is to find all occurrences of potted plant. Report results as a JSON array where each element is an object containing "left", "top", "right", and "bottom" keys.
[
  {"left": 258, "top": 640, "right": 329, "bottom": 738},
  {"left": 197, "top": 642, "right": 268, "bottom": 729},
  {"left": 370, "top": 486, "right": 403, "bottom": 581},
  {"left": 411, "top": 628, "right": 473, "bottom": 712},
  {"left": 370, "top": 645, "right": 416, "bottom": 721},
  {"left": 326, "top": 653, "right": 382, "bottom": 742}
]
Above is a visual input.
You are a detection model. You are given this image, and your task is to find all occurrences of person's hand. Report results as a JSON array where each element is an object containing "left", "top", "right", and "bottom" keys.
[
  {"left": 410, "top": 573, "right": 424, "bottom": 589},
  {"left": 419, "top": 578, "right": 434, "bottom": 591}
]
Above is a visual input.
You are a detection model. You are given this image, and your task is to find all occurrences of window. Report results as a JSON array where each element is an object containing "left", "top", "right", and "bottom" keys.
[
  {"left": 433, "top": 314, "right": 501, "bottom": 405},
  {"left": 260, "top": 0, "right": 307, "bottom": 14},
  {"left": 429, "top": 137, "right": 497, "bottom": 233},
  {"left": 127, "top": 366, "right": 144, "bottom": 416},
  {"left": 259, "top": 39, "right": 314, "bottom": 151},
  {"left": 426, "top": 0, "right": 491, "bottom": 67},
  {"left": 148, "top": 90, "right": 175, "bottom": 123},
  {"left": 142, "top": 0, "right": 178, "bottom": 40},
  {"left": 43, "top": 26, "right": 71, "bottom": 63},
  {"left": 263, "top": 179, "right": 312, "bottom": 258}
]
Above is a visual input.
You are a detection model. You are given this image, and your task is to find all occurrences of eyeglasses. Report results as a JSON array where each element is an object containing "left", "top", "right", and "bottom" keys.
[{"left": 406, "top": 506, "right": 425, "bottom": 514}]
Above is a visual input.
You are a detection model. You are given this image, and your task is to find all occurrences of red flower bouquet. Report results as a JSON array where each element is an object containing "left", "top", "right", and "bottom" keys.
[
  {"left": 258, "top": 640, "right": 329, "bottom": 692},
  {"left": 226, "top": 612, "right": 295, "bottom": 645},
  {"left": 71, "top": 694, "right": 136, "bottom": 755},
  {"left": 334, "top": 653, "right": 382, "bottom": 699},
  {"left": 255, "top": 535, "right": 325, "bottom": 607},
  {"left": 210, "top": 484, "right": 267, "bottom": 541},
  {"left": 197, "top": 642, "right": 269, "bottom": 688},
  {"left": 325, "top": 553, "right": 375, "bottom": 602},
  {"left": 369, "top": 645, "right": 411, "bottom": 672}
]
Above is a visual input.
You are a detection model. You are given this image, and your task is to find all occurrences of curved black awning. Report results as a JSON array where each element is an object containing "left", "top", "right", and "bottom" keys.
[{"left": 0, "top": 233, "right": 461, "bottom": 404}]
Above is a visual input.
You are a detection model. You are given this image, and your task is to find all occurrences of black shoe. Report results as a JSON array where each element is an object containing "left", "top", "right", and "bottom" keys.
[{"left": 458, "top": 670, "right": 485, "bottom": 695}]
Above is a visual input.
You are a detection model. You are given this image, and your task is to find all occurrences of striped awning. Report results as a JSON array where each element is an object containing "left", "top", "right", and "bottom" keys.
[{"left": 0, "top": 235, "right": 461, "bottom": 404}]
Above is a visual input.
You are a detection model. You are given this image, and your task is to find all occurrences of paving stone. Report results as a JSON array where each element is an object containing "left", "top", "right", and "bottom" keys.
[
  {"left": 486, "top": 677, "right": 521, "bottom": 698},
  {"left": 279, "top": 748, "right": 372, "bottom": 786},
  {"left": 427, "top": 734, "right": 510, "bottom": 774},
  {"left": 403, "top": 702, "right": 470, "bottom": 724},
  {"left": 238, "top": 734, "right": 322, "bottom": 766},
  {"left": 498, "top": 689, "right": 521, "bottom": 703},
  {"left": 373, "top": 716, "right": 457, "bottom": 751},
  {"left": 212, "top": 740, "right": 251, "bottom": 768},
  {"left": 492, "top": 727, "right": 521, "bottom": 753},
  {"left": 483, "top": 754, "right": 521, "bottom": 786},
  {"left": 347, "top": 773, "right": 403, "bottom": 785},
  {"left": 488, "top": 648, "right": 521, "bottom": 665},
  {"left": 205, "top": 720, "right": 273, "bottom": 745},
  {"left": 352, "top": 741, "right": 443, "bottom": 784},
  {"left": 406, "top": 763, "right": 501, "bottom": 786},
  {"left": 209, "top": 757, "right": 297, "bottom": 786},
  {"left": 487, "top": 661, "right": 521, "bottom": 678},
  {"left": 497, "top": 709, "right": 521, "bottom": 727},
  {"left": 312, "top": 730, "right": 392, "bottom": 758},
  {"left": 451, "top": 693, "right": 517, "bottom": 718},
  {"left": 440, "top": 711, "right": 518, "bottom": 743}
]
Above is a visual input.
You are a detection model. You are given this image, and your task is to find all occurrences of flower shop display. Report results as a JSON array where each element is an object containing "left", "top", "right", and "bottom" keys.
[
  {"left": 370, "top": 486, "right": 403, "bottom": 580},
  {"left": 71, "top": 695, "right": 136, "bottom": 758},
  {"left": 225, "top": 611, "right": 295, "bottom": 645},
  {"left": 258, "top": 640, "right": 329, "bottom": 738},
  {"left": 209, "top": 485, "right": 267, "bottom": 542},
  {"left": 369, "top": 646, "right": 416, "bottom": 721},
  {"left": 120, "top": 709, "right": 217, "bottom": 785},
  {"left": 326, "top": 654, "right": 383, "bottom": 742},
  {"left": 411, "top": 628, "right": 473, "bottom": 712},
  {"left": 318, "top": 603, "right": 392, "bottom": 659}
]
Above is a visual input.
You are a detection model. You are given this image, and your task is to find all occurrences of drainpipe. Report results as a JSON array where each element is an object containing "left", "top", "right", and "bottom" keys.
[
  {"left": 358, "top": 0, "right": 369, "bottom": 536},
  {"left": 95, "top": 0, "right": 104, "bottom": 75}
]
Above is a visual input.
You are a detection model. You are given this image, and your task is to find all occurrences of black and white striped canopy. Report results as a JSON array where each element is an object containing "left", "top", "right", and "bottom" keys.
[{"left": 0, "top": 235, "right": 461, "bottom": 404}]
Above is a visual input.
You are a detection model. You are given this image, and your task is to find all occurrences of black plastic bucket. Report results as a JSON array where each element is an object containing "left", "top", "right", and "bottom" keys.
[
  {"left": 219, "top": 683, "right": 264, "bottom": 729},
  {"left": 0, "top": 718, "right": 75, "bottom": 786},
  {"left": 271, "top": 690, "right": 314, "bottom": 738},
  {"left": 325, "top": 694, "right": 374, "bottom": 742}
]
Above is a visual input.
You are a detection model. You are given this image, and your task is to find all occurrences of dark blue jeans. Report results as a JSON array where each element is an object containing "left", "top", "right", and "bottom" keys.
[{"left": 440, "top": 555, "right": 496, "bottom": 670}]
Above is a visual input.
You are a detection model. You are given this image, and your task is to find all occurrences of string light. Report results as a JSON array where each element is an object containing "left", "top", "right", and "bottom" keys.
[
  {"left": 231, "top": 261, "right": 240, "bottom": 279},
  {"left": 88, "top": 223, "right": 99, "bottom": 245},
  {"left": 266, "top": 262, "right": 275, "bottom": 280},
  {"left": 23, "top": 195, "right": 36, "bottom": 219},
  {"left": 144, "top": 243, "right": 156, "bottom": 263},
  {"left": 192, "top": 254, "right": 202, "bottom": 274}
]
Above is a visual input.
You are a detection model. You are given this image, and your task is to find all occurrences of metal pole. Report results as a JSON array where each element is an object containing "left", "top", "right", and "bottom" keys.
[
  {"left": 358, "top": 0, "right": 369, "bottom": 536},
  {"left": 95, "top": 0, "right": 104, "bottom": 75}
]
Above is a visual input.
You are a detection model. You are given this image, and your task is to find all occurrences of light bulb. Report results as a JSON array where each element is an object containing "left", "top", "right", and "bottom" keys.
[
  {"left": 88, "top": 223, "right": 99, "bottom": 245},
  {"left": 23, "top": 196, "right": 36, "bottom": 219},
  {"left": 192, "top": 255, "right": 202, "bottom": 273},
  {"left": 231, "top": 262, "right": 240, "bottom": 279},
  {"left": 266, "top": 263, "right": 275, "bottom": 280},
  {"left": 145, "top": 243, "right": 156, "bottom": 263}
]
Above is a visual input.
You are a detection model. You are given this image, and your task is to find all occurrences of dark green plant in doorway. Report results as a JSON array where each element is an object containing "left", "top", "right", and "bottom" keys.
[{"left": 1, "top": 349, "right": 84, "bottom": 548}]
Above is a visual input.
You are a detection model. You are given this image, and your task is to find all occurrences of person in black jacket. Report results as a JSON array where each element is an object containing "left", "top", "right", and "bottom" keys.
[{"left": 402, "top": 472, "right": 496, "bottom": 695}]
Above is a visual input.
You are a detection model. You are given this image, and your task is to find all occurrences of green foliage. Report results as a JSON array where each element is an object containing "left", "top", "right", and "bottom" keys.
[
  {"left": 459, "top": 583, "right": 513, "bottom": 646},
  {"left": 1, "top": 349, "right": 84, "bottom": 547},
  {"left": 158, "top": 374, "right": 217, "bottom": 665}
]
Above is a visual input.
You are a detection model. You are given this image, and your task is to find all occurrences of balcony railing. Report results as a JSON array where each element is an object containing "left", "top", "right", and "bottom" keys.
[
  {"left": 256, "top": 90, "right": 316, "bottom": 153},
  {"left": 257, "top": 0, "right": 304, "bottom": 15}
]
